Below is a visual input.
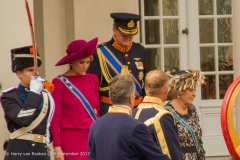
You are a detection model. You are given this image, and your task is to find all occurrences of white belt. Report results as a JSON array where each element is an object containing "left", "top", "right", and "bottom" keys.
[{"left": 16, "top": 133, "right": 46, "bottom": 143}]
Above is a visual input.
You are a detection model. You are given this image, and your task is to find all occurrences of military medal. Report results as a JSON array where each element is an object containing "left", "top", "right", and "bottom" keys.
[
  {"left": 138, "top": 71, "right": 144, "bottom": 81},
  {"left": 135, "top": 62, "right": 144, "bottom": 70},
  {"left": 121, "top": 65, "right": 129, "bottom": 76}
]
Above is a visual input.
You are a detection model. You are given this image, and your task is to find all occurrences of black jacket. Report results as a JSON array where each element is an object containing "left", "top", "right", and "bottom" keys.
[
  {"left": 88, "top": 38, "right": 146, "bottom": 116},
  {"left": 1, "top": 84, "right": 50, "bottom": 160}
]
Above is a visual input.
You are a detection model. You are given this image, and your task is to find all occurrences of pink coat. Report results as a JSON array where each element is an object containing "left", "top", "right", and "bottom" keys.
[{"left": 50, "top": 73, "right": 100, "bottom": 147}]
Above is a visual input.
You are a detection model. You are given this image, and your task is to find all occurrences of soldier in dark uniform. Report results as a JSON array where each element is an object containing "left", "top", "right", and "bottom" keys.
[
  {"left": 1, "top": 46, "right": 55, "bottom": 160},
  {"left": 88, "top": 75, "right": 170, "bottom": 160},
  {"left": 132, "top": 70, "right": 183, "bottom": 160},
  {"left": 88, "top": 12, "right": 146, "bottom": 116}
]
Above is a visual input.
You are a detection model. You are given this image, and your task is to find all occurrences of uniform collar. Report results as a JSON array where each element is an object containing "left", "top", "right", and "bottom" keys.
[
  {"left": 111, "top": 37, "right": 132, "bottom": 52},
  {"left": 138, "top": 96, "right": 165, "bottom": 109},
  {"left": 17, "top": 84, "right": 29, "bottom": 94},
  {"left": 108, "top": 105, "right": 132, "bottom": 116}
]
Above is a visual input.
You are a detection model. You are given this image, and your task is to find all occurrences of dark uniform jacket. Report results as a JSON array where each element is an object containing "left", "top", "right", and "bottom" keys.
[
  {"left": 132, "top": 96, "right": 183, "bottom": 160},
  {"left": 88, "top": 107, "right": 170, "bottom": 160},
  {"left": 1, "top": 84, "right": 51, "bottom": 160},
  {"left": 88, "top": 38, "right": 146, "bottom": 116}
]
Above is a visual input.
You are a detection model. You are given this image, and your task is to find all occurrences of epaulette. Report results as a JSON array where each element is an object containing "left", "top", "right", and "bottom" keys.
[
  {"left": 98, "top": 42, "right": 107, "bottom": 47},
  {"left": 133, "top": 41, "right": 144, "bottom": 47},
  {"left": 2, "top": 87, "right": 16, "bottom": 94}
]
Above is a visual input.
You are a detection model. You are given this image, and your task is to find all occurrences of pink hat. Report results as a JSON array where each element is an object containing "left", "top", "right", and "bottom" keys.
[{"left": 55, "top": 37, "right": 98, "bottom": 66}]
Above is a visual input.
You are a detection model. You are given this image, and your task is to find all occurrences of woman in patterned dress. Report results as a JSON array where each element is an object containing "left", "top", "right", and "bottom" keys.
[{"left": 165, "top": 69, "right": 206, "bottom": 160}]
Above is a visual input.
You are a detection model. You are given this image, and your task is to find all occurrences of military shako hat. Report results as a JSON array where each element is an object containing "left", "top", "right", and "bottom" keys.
[
  {"left": 11, "top": 46, "right": 42, "bottom": 72},
  {"left": 110, "top": 12, "right": 141, "bottom": 36}
]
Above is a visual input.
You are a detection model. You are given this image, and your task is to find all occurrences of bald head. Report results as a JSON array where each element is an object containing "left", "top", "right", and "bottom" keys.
[{"left": 144, "top": 70, "right": 169, "bottom": 96}]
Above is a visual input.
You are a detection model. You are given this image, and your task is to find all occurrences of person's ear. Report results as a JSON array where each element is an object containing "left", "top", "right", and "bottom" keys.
[
  {"left": 113, "top": 28, "right": 116, "bottom": 36},
  {"left": 163, "top": 85, "right": 168, "bottom": 94},
  {"left": 129, "top": 94, "right": 135, "bottom": 107},
  {"left": 16, "top": 71, "right": 22, "bottom": 79}
]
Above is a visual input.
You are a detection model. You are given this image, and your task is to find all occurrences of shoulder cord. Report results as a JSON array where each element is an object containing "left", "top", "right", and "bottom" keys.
[{"left": 97, "top": 48, "right": 112, "bottom": 91}]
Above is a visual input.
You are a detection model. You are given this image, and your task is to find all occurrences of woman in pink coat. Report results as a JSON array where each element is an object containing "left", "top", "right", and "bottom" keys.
[{"left": 50, "top": 37, "right": 100, "bottom": 160}]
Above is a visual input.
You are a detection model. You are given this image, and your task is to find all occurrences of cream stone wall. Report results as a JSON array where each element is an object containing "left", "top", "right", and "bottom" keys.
[
  {"left": 73, "top": 0, "right": 140, "bottom": 44},
  {"left": 0, "top": 0, "right": 239, "bottom": 159},
  {"left": 35, "top": 0, "right": 140, "bottom": 82},
  {"left": 0, "top": 0, "right": 139, "bottom": 158},
  {"left": 0, "top": 0, "right": 34, "bottom": 158}
]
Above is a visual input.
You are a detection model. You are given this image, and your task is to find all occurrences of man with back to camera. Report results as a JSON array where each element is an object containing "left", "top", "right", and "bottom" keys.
[
  {"left": 88, "top": 74, "right": 170, "bottom": 160},
  {"left": 132, "top": 70, "right": 183, "bottom": 160},
  {"left": 88, "top": 12, "right": 146, "bottom": 116}
]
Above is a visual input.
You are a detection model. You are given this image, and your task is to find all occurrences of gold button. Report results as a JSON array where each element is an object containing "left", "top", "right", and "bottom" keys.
[
  {"left": 127, "top": 62, "right": 130, "bottom": 64},
  {"left": 125, "top": 54, "right": 128, "bottom": 57}
]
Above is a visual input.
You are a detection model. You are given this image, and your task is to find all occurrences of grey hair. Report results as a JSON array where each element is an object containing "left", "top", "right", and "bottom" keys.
[{"left": 109, "top": 75, "right": 135, "bottom": 104}]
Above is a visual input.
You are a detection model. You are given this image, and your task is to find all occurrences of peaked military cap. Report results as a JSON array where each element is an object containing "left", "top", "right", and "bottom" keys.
[
  {"left": 110, "top": 12, "right": 141, "bottom": 36},
  {"left": 11, "top": 46, "right": 42, "bottom": 72}
]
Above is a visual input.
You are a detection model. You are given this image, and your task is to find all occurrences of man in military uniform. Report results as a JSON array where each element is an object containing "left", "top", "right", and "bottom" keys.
[
  {"left": 88, "top": 12, "right": 146, "bottom": 116},
  {"left": 132, "top": 70, "right": 183, "bottom": 160},
  {"left": 88, "top": 75, "right": 170, "bottom": 160},
  {"left": 1, "top": 46, "right": 55, "bottom": 160}
]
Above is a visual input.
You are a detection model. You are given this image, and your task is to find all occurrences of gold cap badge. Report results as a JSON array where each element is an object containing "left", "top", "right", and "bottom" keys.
[{"left": 127, "top": 20, "right": 135, "bottom": 28}]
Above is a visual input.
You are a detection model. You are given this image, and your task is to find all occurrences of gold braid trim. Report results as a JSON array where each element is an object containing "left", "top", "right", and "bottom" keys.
[
  {"left": 108, "top": 106, "right": 132, "bottom": 116},
  {"left": 134, "top": 100, "right": 174, "bottom": 159},
  {"left": 112, "top": 36, "right": 132, "bottom": 52},
  {"left": 143, "top": 110, "right": 172, "bottom": 159},
  {"left": 97, "top": 48, "right": 112, "bottom": 91},
  {"left": 134, "top": 108, "right": 143, "bottom": 119},
  {"left": 117, "top": 27, "right": 138, "bottom": 35}
]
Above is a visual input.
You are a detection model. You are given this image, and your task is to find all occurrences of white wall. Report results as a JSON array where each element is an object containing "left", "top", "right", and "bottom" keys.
[
  {"left": 0, "top": 0, "right": 34, "bottom": 158},
  {"left": 0, "top": 0, "right": 239, "bottom": 159},
  {"left": 0, "top": 0, "right": 139, "bottom": 158}
]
